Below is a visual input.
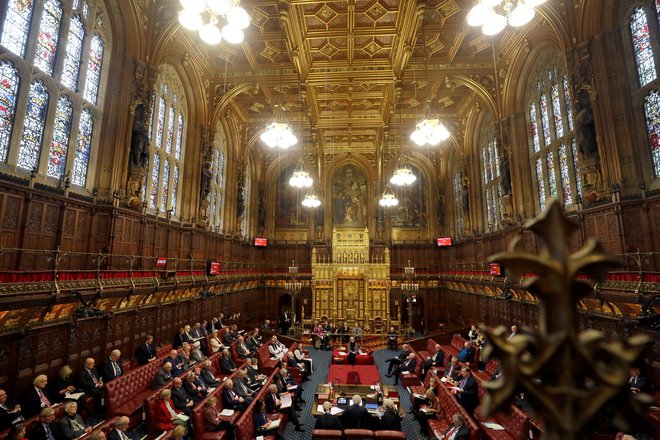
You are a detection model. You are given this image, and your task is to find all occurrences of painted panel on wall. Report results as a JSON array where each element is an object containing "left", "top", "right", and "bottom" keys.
[
  {"left": 275, "top": 165, "right": 307, "bottom": 229},
  {"left": 392, "top": 168, "right": 427, "bottom": 227},
  {"left": 332, "top": 164, "right": 368, "bottom": 227}
]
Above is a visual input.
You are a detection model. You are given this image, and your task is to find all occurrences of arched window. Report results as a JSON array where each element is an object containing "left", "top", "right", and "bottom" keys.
[
  {"left": 479, "top": 114, "right": 502, "bottom": 230},
  {"left": 0, "top": 0, "right": 110, "bottom": 188},
  {"left": 453, "top": 170, "right": 465, "bottom": 236},
  {"left": 525, "top": 51, "right": 581, "bottom": 212},
  {"left": 146, "top": 66, "right": 186, "bottom": 217},
  {"left": 208, "top": 125, "right": 226, "bottom": 230},
  {"left": 627, "top": 2, "right": 660, "bottom": 178},
  {"left": 241, "top": 164, "right": 251, "bottom": 238}
]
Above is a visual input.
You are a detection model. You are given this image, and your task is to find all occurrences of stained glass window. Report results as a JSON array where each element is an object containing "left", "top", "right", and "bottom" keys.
[
  {"left": 571, "top": 139, "right": 582, "bottom": 198},
  {"left": 630, "top": 7, "right": 657, "bottom": 87},
  {"left": 558, "top": 144, "right": 572, "bottom": 204},
  {"left": 551, "top": 76, "right": 564, "bottom": 138},
  {"left": 150, "top": 154, "right": 160, "bottom": 209},
  {"left": 155, "top": 95, "right": 165, "bottom": 148},
  {"left": 644, "top": 90, "right": 660, "bottom": 178},
  {"left": 175, "top": 112, "right": 183, "bottom": 160},
  {"left": 18, "top": 81, "right": 49, "bottom": 171},
  {"left": 563, "top": 75, "right": 574, "bottom": 131},
  {"left": 540, "top": 93, "right": 551, "bottom": 146},
  {"left": 148, "top": 92, "right": 155, "bottom": 139},
  {"left": 219, "top": 152, "right": 225, "bottom": 187},
  {"left": 165, "top": 105, "right": 174, "bottom": 154},
  {"left": 160, "top": 161, "right": 169, "bottom": 212},
  {"left": 34, "top": 0, "right": 63, "bottom": 76},
  {"left": 536, "top": 157, "right": 546, "bottom": 210},
  {"left": 453, "top": 172, "right": 464, "bottom": 235},
  {"left": 61, "top": 15, "right": 84, "bottom": 91},
  {"left": 71, "top": 108, "right": 93, "bottom": 186},
  {"left": 171, "top": 164, "right": 179, "bottom": 212},
  {"left": 530, "top": 103, "right": 540, "bottom": 152},
  {"left": 0, "top": 62, "right": 20, "bottom": 163},
  {"left": 1, "top": 0, "right": 35, "bottom": 58},
  {"left": 481, "top": 118, "right": 501, "bottom": 230},
  {"left": 47, "top": 96, "right": 73, "bottom": 179},
  {"left": 546, "top": 152, "right": 557, "bottom": 198},
  {"left": 83, "top": 34, "right": 104, "bottom": 104},
  {"left": 241, "top": 165, "right": 251, "bottom": 237}
]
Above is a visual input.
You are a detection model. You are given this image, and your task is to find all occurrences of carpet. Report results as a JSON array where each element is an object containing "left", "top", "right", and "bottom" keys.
[{"left": 327, "top": 364, "right": 381, "bottom": 385}]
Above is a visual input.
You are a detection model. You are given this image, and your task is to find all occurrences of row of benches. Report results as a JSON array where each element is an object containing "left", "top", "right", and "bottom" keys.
[{"left": 310, "top": 429, "right": 406, "bottom": 439}]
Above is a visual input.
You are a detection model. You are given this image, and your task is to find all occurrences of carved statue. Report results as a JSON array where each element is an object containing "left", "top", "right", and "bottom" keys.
[
  {"left": 236, "top": 179, "right": 245, "bottom": 219},
  {"left": 257, "top": 187, "right": 266, "bottom": 230},
  {"left": 436, "top": 194, "right": 445, "bottom": 229},
  {"left": 129, "top": 104, "right": 150, "bottom": 169},
  {"left": 461, "top": 172, "right": 470, "bottom": 214},
  {"left": 575, "top": 89, "right": 598, "bottom": 159},
  {"left": 500, "top": 150, "right": 512, "bottom": 195}
]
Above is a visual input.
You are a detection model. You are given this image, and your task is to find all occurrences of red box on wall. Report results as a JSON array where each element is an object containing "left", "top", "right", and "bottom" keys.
[
  {"left": 489, "top": 263, "right": 502, "bottom": 276},
  {"left": 436, "top": 237, "right": 452, "bottom": 247}
]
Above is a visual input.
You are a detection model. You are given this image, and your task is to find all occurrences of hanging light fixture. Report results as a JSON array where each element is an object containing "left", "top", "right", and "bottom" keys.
[
  {"left": 178, "top": 0, "right": 250, "bottom": 45},
  {"left": 390, "top": 157, "right": 417, "bottom": 186},
  {"left": 301, "top": 191, "right": 321, "bottom": 208},
  {"left": 261, "top": 63, "right": 297, "bottom": 149},
  {"left": 289, "top": 158, "right": 313, "bottom": 188},
  {"left": 466, "top": 0, "right": 544, "bottom": 36},
  {"left": 379, "top": 184, "right": 399, "bottom": 207}
]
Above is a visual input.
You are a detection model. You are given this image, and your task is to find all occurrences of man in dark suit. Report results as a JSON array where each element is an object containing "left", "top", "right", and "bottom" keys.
[
  {"left": 207, "top": 318, "right": 219, "bottom": 334},
  {"left": 386, "top": 326, "right": 398, "bottom": 350},
  {"left": 232, "top": 370, "right": 255, "bottom": 403},
  {"left": 170, "top": 378, "right": 194, "bottom": 415},
  {"left": 0, "top": 389, "right": 22, "bottom": 430},
  {"left": 280, "top": 310, "right": 291, "bottom": 335},
  {"left": 246, "top": 329, "right": 263, "bottom": 350},
  {"left": 77, "top": 358, "right": 103, "bottom": 410},
  {"left": 222, "top": 380, "right": 247, "bottom": 411},
  {"left": 163, "top": 350, "right": 184, "bottom": 377},
  {"left": 200, "top": 360, "right": 220, "bottom": 387},
  {"left": 341, "top": 395, "right": 371, "bottom": 430},
  {"left": 315, "top": 401, "right": 343, "bottom": 430},
  {"left": 286, "top": 352, "right": 310, "bottom": 382},
  {"left": 182, "top": 372, "right": 205, "bottom": 403},
  {"left": 452, "top": 367, "right": 479, "bottom": 417},
  {"left": 392, "top": 352, "right": 417, "bottom": 386},
  {"left": 135, "top": 335, "right": 157, "bottom": 366},
  {"left": 22, "top": 375, "right": 53, "bottom": 419},
  {"left": 222, "top": 329, "right": 235, "bottom": 346},
  {"left": 385, "top": 344, "right": 411, "bottom": 376},
  {"left": 236, "top": 336, "right": 254, "bottom": 359},
  {"left": 106, "top": 416, "right": 131, "bottom": 440},
  {"left": 151, "top": 362, "right": 173, "bottom": 390},
  {"left": 264, "top": 384, "right": 304, "bottom": 432},
  {"left": 629, "top": 367, "right": 652, "bottom": 394},
  {"left": 26, "top": 407, "right": 57, "bottom": 440},
  {"left": 101, "top": 349, "right": 124, "bottom": 382},
  {"left": 423, "top": 344, "right": 445, "bottom": 379},
  {"left": 219, "top": 349, "right": 237, "bottom": 375},
  {"left": 438, "top": 413, "right": 470, "bottom": 440}
]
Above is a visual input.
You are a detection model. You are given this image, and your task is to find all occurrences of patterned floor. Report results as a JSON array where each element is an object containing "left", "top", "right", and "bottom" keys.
[{"left": 281, "top": 346, "right": 428, "bottom": 440}]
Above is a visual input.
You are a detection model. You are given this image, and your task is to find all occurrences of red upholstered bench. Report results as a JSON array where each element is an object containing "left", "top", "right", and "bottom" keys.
[
  {"left": 476, "top": 404, "right": 530, "bottom": 440},
  {"left": 409, "top": 370, "right": 439, "bottom": 404},
  {"left": 344, "top": 428, "right": 375, "bottom": 439},
  {"left": 190, "top": 387, "right": 233, "bottom": 440},
  {"left": 440, "top": 334, "right": 465, "bottom": 360},
  {"left": 312, "top": 429, "right": 343, "bottom": 439},
  {"left": 427, "top": 380, "right": 480, "bottom": 440},
  {"left": 104, "top": 359, "right": 163, "bottom": 418},
  {"left": 77, "top": 416, "right": 119, "bottom": 440},
  {"left": 418, "top": 338, "right": 438, "bottom": 359},
  {"left": 0, "top": 403, "right": 67, "bottom": 440},
  {"left": 399, "top": 347, "right": 424, "bottom": 387},
  {"left": 235, "top": 369, "right": 282, "bottom": 440},
  {"left": 374, "top": 431, "right": 406, "bottom": 439}
]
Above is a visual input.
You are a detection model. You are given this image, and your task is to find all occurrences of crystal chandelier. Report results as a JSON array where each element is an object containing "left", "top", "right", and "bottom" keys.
[
  {"left": 467, "top": 0, "right": 545, "bottom": 36},
  {"left": 301, "top": 192, "right": 321, "bottom": 208},
  {"left": 379, "top": 184, "right": 399, "bottom": 207},
  {"left": 178, "top": 0, "right": 250, "bottom": 45},
  {"left": 390, "top": 157, "right": 417, "bottom": 186},
  {"left": 289, "top": 159, "right": 313, "bottom": 188},
  {"left": 410, "top": 117, "right": 451, "bottom": 146},
  {"left": 260, "top": 120, "right": 297, "bottom": 149}
]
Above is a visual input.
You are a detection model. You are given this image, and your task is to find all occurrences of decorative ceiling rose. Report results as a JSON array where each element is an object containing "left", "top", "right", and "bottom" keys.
[
  {"left": 379, "top": 184, "right": 399, "bottom": 207},
  {"left": 467, "top": 0, "right": 544, "bottom": 35},
  {"left": 410, "top": 117, "right": 451, "bottom": 146},
  {"left": 301, "top": 192, "right": 321, "bottom": 208},
  {"left": 178, "top": 0, "right": 250, "bottom": 45}
]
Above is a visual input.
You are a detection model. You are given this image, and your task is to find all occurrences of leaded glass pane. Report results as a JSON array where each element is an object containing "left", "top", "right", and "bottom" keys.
[
  {"left": 0, "top": 62, "right": 20, "bottom": 163},
  {"left": 149, "top": 154, "right": 160, "bottom": 209},
  {"left": 171, "top": 164, "right": 178, "bottom": 212},
  {"left": 213, "top": 149, "right": 219, "bottom": 185},
  {"left": 563, "top": 75, "right": 574, "bottom": 131},
  {"left": 536, "top": 158, "right": 546, "bottom": 210},
  {"left": 217, "top": 192, "right": 222, "bottom": 225},
  {"left": 530, "top": 103, "right": 540, "bottom": 152},
  {"left": 540, "top": 94, "right": 551, "bottom": 146},
  {"left": 571, "top": 139, "right": 582, "bottom": 198},
  {"left": 558, "top": 144, "right": 572, "bottom": 204},
  {"left": 148, "top": 92, "right": 155, "bottom": 139},
  {"left": 219, "top": 152, "right": 224, "bottom": 187},
  {"left": 83, "top": 34, "right": 104, "bottom": 104},
  {"left": 165, "top": 105, "right": 174, "bottom": 154},
  {"left": 18, "top": 81, "right": 49, "bottom": 171},
  {"left": 81, "top": 0, "right": 88, "bottom": 18},
  {"left": 34, "top": 0, "right": 62, "bottom": 76},
  {"left": 630, "top": 7, "right": 657, "bottom": 87},
  {"left": 551, "top": 80, "right": 564, "bottom": 138},
  {"left": 2, "top": 0, "right": 35, "bottom": 58},
  {"left": 482, "top": 146, "right": 489, "bottom": 183},
  {"left": 644, "top": 90, "right": 660, "bottom": 178},
  {"left": 175, "top": 112, "right": 183, "bottom": 160},
  {"left": 454, "top": 173, "right": 464, "bottom": 233},
  {"left": 71, "top": 109, "right": 92, "bottom": 186},
  {"left": 155, "top": 95, "right": 165, "bottom": 148},
  {"left": 547, "top": 152, "right": 557, "bottom": 198},
  {"left": 656, "top": 0, "right": 660, "bottom": 23},
  {"left": 486, "top": 187, "right": 493, "bottom": 226},
  {"left": 160, "top": 160, "right": 169, "bottom": 212},
  {"left": 47, "top": 96, "right": 72, "bottom": 179},
  {"left": 491, "top": 140, "right": 500, "bottom": 177},
  {"left": 61, "top": 15, "right": 84, "bottom": 91}
]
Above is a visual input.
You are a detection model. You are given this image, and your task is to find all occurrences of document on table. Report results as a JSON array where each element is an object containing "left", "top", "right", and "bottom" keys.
[
  {"left": 287, "top": 384, "right": 298, "bottom": 391},
  {"left": 330, "top": 406, "right": 343, "bottom": 415},
  {"left": 279, "top": 393, "right": 292, "bottom": 409},
  {"left": 413, "top": 393, "right": 425, "bottom": 399},
  {"left": 220, "top": 409, "right": 235, "bottom": 416}
]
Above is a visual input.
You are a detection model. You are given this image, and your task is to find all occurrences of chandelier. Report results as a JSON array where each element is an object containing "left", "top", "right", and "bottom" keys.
[
  {"left": 260, "top": 120, "right": 297, "bottom": 149},
  {"left": 467, "top": 0, "right": 545, "bottom": 36},
  {"left": 410, "top": 117, "right": 451, "bottom": 146},
  {"left": 379, "top": 184, "right": 399, "bottom": 207},
  {"left": 289, "top": 159, "right": 313, "bottom": 188},
  {"left": 301, "top": 192, "right": 321, "bottom": 208},
  {"left": 390, "top": 157, "right": 416, "bottom": 186},
  {"left": 178, "top": 0, "right": 250, "bottom": 45}
]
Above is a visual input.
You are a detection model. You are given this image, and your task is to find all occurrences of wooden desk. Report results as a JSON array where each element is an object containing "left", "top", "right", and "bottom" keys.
[{"left": 312, "top": 384, "right": 404, "bottom": 417}]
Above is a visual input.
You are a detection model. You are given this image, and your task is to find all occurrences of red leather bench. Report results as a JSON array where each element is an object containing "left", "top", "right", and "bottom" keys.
[
  {"left": 103, "top": 360, "right": 163, "bottom": 418},
  {"left": 189, "top": 381, "right": 237, "bottom": 440},
  {"left": 409, "top": 369, "right": 439, "bottom": 404},
  {"left": 130, "top": 344, "right": 172, "bottom": 369},
  {"left": 440, "top": 334, "right": 465, "bottom": 359},
  {"left": 257, "top": 342, "right": 296, "bottom": 375},
  {"left": 418, "top": 338, "right": 438, "bottom": 359},
  {"left": 78, "top": 416, "right": 120, "bottom": 440},
  {"left": 312, "top": 429, "right": 343, "bottom": 439},
  {"left": 0, "top": 403, "right": 67, "bottom": 440},
  {"left": 374, "top": 431, "right": 406, "bottom": 439},
  {"left": 476, "top": 404, "right": 530, "bottom": 440},
  {"left": 234, "top": 369, "right": 283, "bottom": 440},
  {"left": 426, "top": 379, "right": 480, "bottom": 440},
  {"left": 399, "top": 346, "right": 424, "bottom": 387},
  {"left": 344, "top": 428, "right": 375, "bottom": 439}
]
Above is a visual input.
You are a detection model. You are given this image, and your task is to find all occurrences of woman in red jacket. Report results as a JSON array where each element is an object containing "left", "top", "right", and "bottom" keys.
[{"left": 154, "top": 389, "right": 180, "bottom": 431}]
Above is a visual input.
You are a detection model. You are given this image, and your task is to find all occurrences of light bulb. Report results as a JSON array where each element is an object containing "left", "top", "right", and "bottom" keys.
[
  {"left": 181, "top": 0, "right": 205, "bottom": 13},
  {"left": 508, "top": 4, "right": 535, "bottom": 27},
  {"left": 222, "top": 25, "right": 245, "bottom": 44},
  {"left": 466, "top": 4, "right": 492, "bottom": 27},
  {"left": 482, "top": 13, "right": 507, "bottom": 35},
  {"left": 227, "top": 6, "right": 251, "bottom": 29},
  {"left": 199, "top": 23, "right": 222, "bottom": 45},
  {"left": 178, "top": 10, "right": 203, "bottom": 31},
  {"left": 205, "top": 0, "right": 232, "bottom": 15}
]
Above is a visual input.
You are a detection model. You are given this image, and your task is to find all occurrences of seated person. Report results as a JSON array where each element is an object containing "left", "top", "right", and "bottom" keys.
[
  {"left": 456, "top": 341, "right": 476, "bottom": 364},
  {"left": 57, "top": 401, "right": 92, "bottom": 439},
  {"left": 154, "top": 389, "right": 186, "bottom": 432},
  {"left": 77, "top": 358, "right": 104, "bottom": 410},
  {"left": 135, "top": 335, "right": 156, "bottom": 365},
  {"left": 171, "top": 378, "right": 194, "bottom": 415},
  {"left": 346, "top": 336, "right": 359, "bottom": 366},
  {"left": 341, "top": 395, "right": 371, "bottom": 430},
  {"left": 183, "top": 372, "right": 206, "bottom": 403},
  {"left": 190, "top": 342, "right": 206, "bottom": 364},
  {"left": 107, "top": 416, "right": 131, "bottom": 440},
  {"left": 219, "top": 349, "right": 237, "bottom": 375},
  {"left": 222, "top": 328, "right": 236, "bottom": 345},
  {"left": 232, "top": 370, "right": 255, "bottom": 404},
  {"left": 164, "top": 350, "right": 184, "bottom": 377},
  {"left": 22, "top": 375, "right": 53, "bottom": 419},
  {"left": 246, "top": 329, "right": 263, "bottom": 350},
  {"left": 221, "top": 380, "right": 247, "bottom": 411},
  {"left": 315, "top": 401, "right": 343, "bottom": 430},
  {"left": 417, "top": 388, "right": 441, "bottom": 436},
  {"left": 443, "top": 356, "right": 462, "bottom": 383},
  {"left": 264, "top": 384, "right": 304, "bottom": 432},
  {"left": 378, "top": 399, "right": 401, "bottom": 431},
  {"left": 203, "top": 396, "right": 234, "bottom": 435},
  {"left": 209, "top": 330, "right": 224, "bottom": 353},
  {"left": 268, "top": 336, "right": 287, "bottom": 360},
  {"left": 293, "top": 345, "right": 313, "bottom": 374},
  {"left": 242, "top": 358, "right": 261, "bottom": 388},
  {"left": 385, "top": 344, "right": 411, "bottom": 376},
  {"left": 629, "top": 366, "right": 652, "bottom": 394},
  {"left": 27, "top": 408, "right": 56, "bottom": 440},
  {"left": 387, "top": 326, "right": 398, "bottom": 350},
  {"left": 285, "top": 352, "right": 310, "bottom": 381},
  {"left": 152, "top": 362, "right": 173, "bottom": 390},
  {"left": 236, "top": 336, "right": 255, "bottom": 359},
  {"left": 467, "top": 325, "right": 479, "bottom": 341},
  {"left": 100, "top": 350, "right": 124, "bottom": 382},
  {"left": 0, "top": 389, "right": 22, "bottom": 429},
  {"left": 423, "top": 344, "right": 445, "bottom": 379},
  {"left": 253, "top": 399, "right": 281, "bottom": 440},
  {"left": 438, "top": 413, "right": 470, "bottom": 440},
  {"left": 392, "top": 352, "right": 417, "bottom": 386},
  {"left": 412, "top": 377, "right": 439, "bottom": 415},
  {"left": 200, "top": 360, "right": 220, "bottom": 387}
]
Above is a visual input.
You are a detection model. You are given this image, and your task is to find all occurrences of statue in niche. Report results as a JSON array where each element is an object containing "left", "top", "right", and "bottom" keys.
[
  {"left": 575, "top": 89, "right": 598, "bottom": 159},
  {"left": 236, "top": 176, "right": 245, "bottom": 219},
  {"left": 461, "top": 172, "right": 470, "bottom": 214},
  {"left": 129, "top": 104, "right": 150, "bottom": 169},
  {"left": 200, "top": 151, "right": 212, "bottom": 202},
  {"left": 436, "top": 194, "right": 445, "bottom": 229},
  {"left": 500, "top": 150, "right": 512, "bottom": 195},
  {"left": 257, "top": 186, "right": 266, "bottom": 231}
]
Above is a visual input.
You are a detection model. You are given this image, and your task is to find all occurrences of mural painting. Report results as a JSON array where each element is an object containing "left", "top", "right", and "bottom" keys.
[
  {"left": 332, "top": 164, "right": 368, "bottom": 227},
  {"left": 275, "top": 166, "right": 307, "bottom": 228},
  {"left": 392, "top": 169, "right": 427, "bottom": 227}
]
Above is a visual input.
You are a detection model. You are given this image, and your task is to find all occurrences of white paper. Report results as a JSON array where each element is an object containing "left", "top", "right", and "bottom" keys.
[
  {"left": 434, "top": 430, "right": 443, "bottom": 440},
  {"left": 330, "top": 407, "right": 343, "bottom": 415},
  {"left": 482, "top": 422, "right": 506, "bottom": 430},
  {"left": 65, "top": 392, "right": 85, "bottom": 400},
  {"left": 317, "top": 404, "right": 324, "bottom": 412},
  {"left": 256, "top": 436, "right": 264, "bottom": 440},
  {"left": 413, "top": 393, "right": 425, "bottom": 399},
  {"left": 279, "top": 394, "right": 292, "bottom": 409},
  {"left": 337, "top": 351, "right": 347, "bottom": 356},
  {"left": 219, "top": 409, "right": 235, "bottom": 416},
  {"left": 268, "top": 419, "right": 280, "bottom": 429},
  {"left": 176, "top": 414, "right": 189, "bottom": 422},
  {"left": 287, "top": 384, "right": 298, "bottom": 391}
]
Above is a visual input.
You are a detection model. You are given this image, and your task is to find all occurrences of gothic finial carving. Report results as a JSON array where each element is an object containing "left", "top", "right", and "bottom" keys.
[{"left": 484, "top": 200, "right": 652, "bottom": 439}]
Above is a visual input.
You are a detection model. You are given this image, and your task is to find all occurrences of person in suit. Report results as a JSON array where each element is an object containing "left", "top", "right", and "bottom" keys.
[
  {"left": 280, "top": 310, "right": 291, "bottom": 335},
  {"left": 629, "top": 367, "right": 652, "bottom": 394},
  {"left": 235, "top": 336, "right": 254, "bottom": 359},
  {"left": 467, "top": 325, "right": 479, "bottom": 341},
  {"left": 222, "top": 329, "right": 236, "bottom": 346},
  {"left": 217, "top": 313, "right": 226, "bottom": 329},
  {"left": 412, "top": 377, "right": 439, "bottom": 416},
  {"left": 385, "top": 344, "right": 411, "bottom": 376},
  {"left": 153, "top": 389, "right": 185, "bottom": 432},
  {"left": 178, "top": 345, "right": 192, "bottom": 371},
  {"left": 339, "top": 321, "right": 351, "bottom": 344},
  {"left": 253, "top": 399, "right": 281, "bottom": 440},
  {"left": 182, "top": 372, "right": 205, "bottom": 403},
  {"left": 101, "top": 350, "right": 124, "bottom": 382},
  {"left": 106, "top": 416, "right": 131, "bottom": 440},
  {"left": 57, "top": 401, "right": 92, "bottom": 439},
  {"left": 209, "top": 330, "right": 224, "bottom": 354},
  {"left": 26, "top": 408, "right": 56, "bottom": 440},
  {"left": 21, "top": 375, "right": 53, "bottom": 419},
  {"left": 206, "top": 318, "right": 219, "bottom": 334},
  {"left": 247, "top": 329, "right": 263, "bottom": 350},
  {"left": 423, "top": 344, "right": 445, "bottom": 379},
  {"left": 438, "top": 413, "right": 470, "bottom": 440},
  {"left": 171, "top": 378, "right": 194, "bottom": 415},
  {"left": 135, "top": 335, "right": 157, "bottom": 366},
  {"left": 8, "top": 423, "right": 27, "bottom": 440},
  {"left": 151, "top": 362, "right": 173, "bottom": 390},
  {"left": 242, "top": 359, "right": 260, "bottom": 388},
  {"left": 190, "top": 342, "right": 205, "bottom": 364},
  {"left": 378, "top": 398, "right": 401, "bottom": 431},
  {"left": 507, "top": 325, "right": 518, "bottom": 340},
  {"left": 452, "top": 367, "right": 479, "bottom": 417},
  {"left": 456, "top": 341, "right": 476, "bottom": 364},
  {"left": 181, "top": 325, "right": 194, "bottom": 345},
  {"left": 341, "top": 395, "right": 371, "bottom": 430},
  {"left": 443, "top": 356, "right": 462, "bottom": 383},
  {"left": 0, "top": 389, "right": 23, "bottom": 430},
  {"left": 386, "top": 326, "right": 398, "bottom": 350},
  {"left": 260, "top": 319, "right": 270, "bottom": 331},
  {"left": 347, "top": 336, "right": 359, "bottom": 366},
  {"left": 219, "top": 349, "right": 237, "bottom": 375},
  {"left": 293, "top": 345, "right": 313, "bottom": 374},
  {"left": 221, "top": 380, "right": 247, "bottom": 411},
  {"left": 232, "top": 370, "right": 255, "bottom": 404},
  {"left": 315, "top": 401, "right": 343, "bottom": 430},
  {"left": 49, "top": 366, "right": 77, "bottom": 405},
  {"left": 264, "top": 384, "right": 304, "bottom": 432},
  {"left": 200, "top": 360, "right": 220, "bottom": 387},
  {"left": 77, "top": 359, "right": 103, "bottom": 408},
  {"left": 278, "top": 369, "right": 305, "bottom": 407},
  {"left": 203, "top": 396, "right": 235, "bottom": 438},
  {"left": 392, "top": 353, "right": 417, "bottom": 386},
  {"left": 163, "top": 351, "right": 184, "bottom": 377}
]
